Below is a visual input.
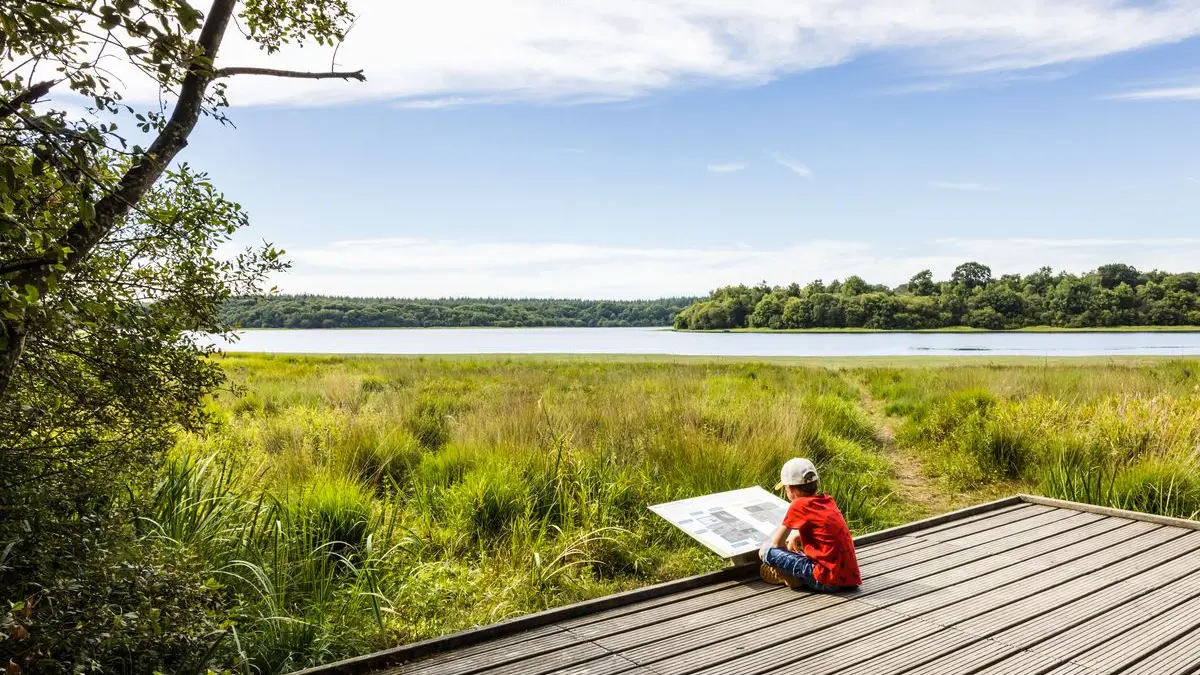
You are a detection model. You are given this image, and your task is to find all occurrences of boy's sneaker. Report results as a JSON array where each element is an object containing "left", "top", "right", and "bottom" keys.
[{"left": 759, "top": 563, "right": 804, "bottom": 589}]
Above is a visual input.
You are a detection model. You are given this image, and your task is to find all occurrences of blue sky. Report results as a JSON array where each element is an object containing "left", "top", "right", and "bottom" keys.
[{"left": 83, "top": 1, "right": 1200, "bottom": 297}]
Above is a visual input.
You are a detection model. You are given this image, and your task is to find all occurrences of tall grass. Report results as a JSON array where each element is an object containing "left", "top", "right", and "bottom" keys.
[
  {"left": 155, "top": 355, "right": 903, "bottom": 669},
  {"left": 151, "top": 355, "right": 1200, "bottom": 671},
  {"left": 869, "top": 361, "right": 1200, "bottom": 518}
]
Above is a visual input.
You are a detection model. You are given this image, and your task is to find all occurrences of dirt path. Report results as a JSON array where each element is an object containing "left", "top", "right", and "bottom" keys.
[{"left": 851, "top": 378, "right": 961, "bottom": 520}]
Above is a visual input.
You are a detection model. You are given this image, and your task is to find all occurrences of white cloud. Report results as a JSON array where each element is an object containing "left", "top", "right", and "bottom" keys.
[
  {"left": 1107, "top": 85, "right": 1200, "bottom": 101},
  {"left": 1189, "top": 177, "right": 1200, "bottom": 183},
  {"left": 707, "top": 163, "right": 747, "bottom": 173},
  {"left": 930, "top": 181, "right": 1003, "bottom": 191},
  {"left": 274, "top": 236, "right": 1200, "bottom": 298},
  {"left": 767, "top": 151, "right": 812, "bottom": 178},
  {"left": 24, "top": 0, "right": 1200, "bottom": 108}
]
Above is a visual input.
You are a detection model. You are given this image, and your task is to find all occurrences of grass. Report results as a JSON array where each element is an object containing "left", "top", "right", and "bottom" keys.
[{"left": 147, "top": 353, "right": 1200, "bottom": 671}]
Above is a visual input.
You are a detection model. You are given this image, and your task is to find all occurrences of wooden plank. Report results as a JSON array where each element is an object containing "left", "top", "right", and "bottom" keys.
[
  {"left": 908, "top": 501, "right": 1032, "bottom": 536},
  {"left": 932, "top": 509, "right": 1084, "bottom": 548},
  {"left": 903, "top": 525, "right": 1185, "bottom": 624},
  {"left": 922, "top": 505, "right": 1055, "bottom": 541},
  {"left": 1064, "top": 594, "right": 1200, "bottom": 673},
  {"left": 860, "top": 508, "right": 1083, "bottom": 570},
  {"left": 835, "top": 626, "right": 1003, "bottom": 675},
  {"left": 950, "top": 534, "right": 1200, "bottom": 636},
  {"left": 857, "top": 517, "right": 1132, "bottom": 609},
  {"left": 849, "top": 496, "right": 1026, "bottom": 548},
  {"left": 895, "top": 536, "right": 1200, "bottom": 674},
  {"left": 973, "top": 582, "right": 1200, "bottom": 674},
  {"left": 1120, "top": 624, "right": 1200, "bottom": 674},
  {"left": 385, "top": 632, "right": 591, "bottom": 675},
  {"left": 1018, "top": 494, "right": 1200, "bottom": 531},
  {"left": 867, "top": 510, "right": 1108, "bottom": 578},
  {"left": 554, "top": 579, "right": 749, "bottom": 630},
  {"left": 967, "top": 650, "right": 1078, "bottom": 675},
  {"left": 589, "top": 583, "right": 813, "bottom": 652},
  {"left": 690, "top": 606, "right": 934, "bottom": 675},
  {"left": 542, "top": 654, "right": 659, "bottom": 675},
  {"left": 389, "top": 625, "right": 567, "bottom": 672},
  {"left": 855, "top": 535, "right": 929, "bottom": 562},
  {"left": 560, "top": 580, "right": 773, "bottom": 638}
]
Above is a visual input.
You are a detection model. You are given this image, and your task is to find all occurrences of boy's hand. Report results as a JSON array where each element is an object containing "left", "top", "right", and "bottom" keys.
[{"left": 786, "top": 530, "right": 802, "bottom": 553}]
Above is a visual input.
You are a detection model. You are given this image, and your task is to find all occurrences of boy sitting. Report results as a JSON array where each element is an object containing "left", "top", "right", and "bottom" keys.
[{"left": 758, "top": 457, "right": 861, "bottom": 592}]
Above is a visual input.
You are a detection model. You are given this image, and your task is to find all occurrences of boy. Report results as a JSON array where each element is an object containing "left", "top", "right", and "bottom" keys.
[{"left": 758, "top": 457, "right": 861, "bottom": 592}]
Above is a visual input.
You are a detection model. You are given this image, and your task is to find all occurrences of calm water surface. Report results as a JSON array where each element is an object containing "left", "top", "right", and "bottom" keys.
[{"left": 211, "top": 327, "right": 1200, "bottom": 357}]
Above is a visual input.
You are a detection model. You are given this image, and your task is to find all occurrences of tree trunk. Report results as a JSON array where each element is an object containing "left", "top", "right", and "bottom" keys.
[
  {"left": 0, "top": 319, "right": 26, "bottom": 396},
  {"left": 0, "top": 0, "right": 237, "bottom": 400}
]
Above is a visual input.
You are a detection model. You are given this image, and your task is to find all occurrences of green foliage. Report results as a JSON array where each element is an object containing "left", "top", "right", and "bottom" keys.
[
  {"left": 875, "top": 362, "right": 1200, "bottom": 518},
  {"left": 674, "top": 262, "right": 1200, "bottom": 330},
  {"left": 2, "top": 2, "right": 361, "bottom": 673},
  {"left": 220, "top": 295, "right": 699, "bottom": 328},
  {"left": 139, "top": 355, "right": 905, "bottom": 670}
]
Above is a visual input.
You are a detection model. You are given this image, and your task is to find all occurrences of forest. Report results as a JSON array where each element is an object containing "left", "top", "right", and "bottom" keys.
[
  {"left": 674, "top": 262, "right": 1200, "bottom": 330},
  {"left": 221, "top": 295, "right": 698, "bottom": 328}
]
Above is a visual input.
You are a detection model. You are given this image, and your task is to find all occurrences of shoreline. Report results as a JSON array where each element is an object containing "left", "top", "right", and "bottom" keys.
[
  {"left": 677, "top": 325, "right": 1200, "bottom": 334},
  {"left": 214, "top": 353, "right": 1200, "bottom": 367},
  {"left": 229, "top": 325, "right": 1200, "bottom": 333}
]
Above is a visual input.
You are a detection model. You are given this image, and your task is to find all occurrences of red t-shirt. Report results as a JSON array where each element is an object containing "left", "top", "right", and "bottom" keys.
[{"left": 782, "top": 494, "right": 861, "bottom": 587}]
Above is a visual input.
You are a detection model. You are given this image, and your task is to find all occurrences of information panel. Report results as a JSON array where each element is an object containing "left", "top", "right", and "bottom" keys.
[{"left": 649, "top": 486, "right": 790, "bottom": 559}]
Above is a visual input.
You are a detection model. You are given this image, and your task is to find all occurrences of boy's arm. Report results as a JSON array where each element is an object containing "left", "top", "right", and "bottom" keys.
[{"left": 758, "top": 524, "right": 792, "bottom": 561}]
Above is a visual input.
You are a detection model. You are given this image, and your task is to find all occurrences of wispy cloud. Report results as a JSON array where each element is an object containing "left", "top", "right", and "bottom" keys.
[
  {"left": 707, "top": 163, "right": 747, "bottom": 173},
  {"left": 277, "top": 236, "right": 1200, "bottom": 298},
  {"left": 767, "top": 151, "right": 812, "bottom": 179},
  {"left": 1188, "top": 177, "right": 1199, "bottom": 184},
  {"left": 1106, "top": 85, "right": 1200, "bottom": 101},
  {"left": 930, "top": 181, "right": 1003, "bottom": 192},
  {"left": 26, "top": 0, "right": 1200, "bottom": 108}
]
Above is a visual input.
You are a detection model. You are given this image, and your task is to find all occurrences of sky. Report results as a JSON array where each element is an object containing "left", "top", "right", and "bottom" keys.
[{"left": 56, "top": 1, "right": 1200, "bottom": 298}]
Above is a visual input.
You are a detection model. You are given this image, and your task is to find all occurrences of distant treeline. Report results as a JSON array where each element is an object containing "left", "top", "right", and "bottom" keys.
[
  {"left": 674, "top": 263, "right": 1200, "bottom": 330},
  {"left": 222, "top": 295, "right": 699, "bottom": 328}
]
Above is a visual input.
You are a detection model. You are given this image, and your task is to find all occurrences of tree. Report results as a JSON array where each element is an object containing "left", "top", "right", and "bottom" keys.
[
  {"left": 951, "top": 261, "right": 993, "bottom": 290},
  {"left": 1096, "top": 263, "right": 1143, "bottom": 290},
  {"left": 908, "top": 270, "right": 937, "bottom": 296},
  {"left": 1, "top": 0, "right": 365, "bottom": 396},
  {"left": 1, "top": 2, "right": 363, "bottom": 669}
]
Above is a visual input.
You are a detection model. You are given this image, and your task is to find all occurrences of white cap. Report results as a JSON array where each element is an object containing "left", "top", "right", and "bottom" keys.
[{"left": 774, "top": 457, "right": 819, "bottom": 490}]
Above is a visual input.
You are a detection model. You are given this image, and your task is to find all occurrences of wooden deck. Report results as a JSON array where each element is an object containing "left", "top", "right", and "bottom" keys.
[{"left": 297, "top": 495, "right": 1200, "bottom": 675}]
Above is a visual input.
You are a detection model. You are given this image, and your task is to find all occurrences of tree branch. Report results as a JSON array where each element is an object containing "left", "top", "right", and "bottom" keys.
[
  {"left": 0, "top": 80, "right": 57, "bottom": 121},
  {"left": 213, "top": 67, "right": 365, "bottom": 81}
]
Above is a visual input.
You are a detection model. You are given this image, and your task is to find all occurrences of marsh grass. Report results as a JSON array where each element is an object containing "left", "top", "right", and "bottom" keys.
[
  {"left": 147, "top": 354, "right": 1200, "bottom": 671},
  {"left": 869, "top": 361, "right": 1200, "bottom": 518},
  {"left": 155, "top": 355, "right": 905, "bottom": 669}
]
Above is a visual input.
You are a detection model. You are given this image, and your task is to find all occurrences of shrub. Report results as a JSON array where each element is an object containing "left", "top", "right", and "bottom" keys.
[{"left": 287, "top": 474, "right": 373, "bottom": 551}]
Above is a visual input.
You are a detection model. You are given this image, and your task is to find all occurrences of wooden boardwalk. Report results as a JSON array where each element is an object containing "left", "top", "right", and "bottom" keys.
[{"left": 298, "top": 495, "right": 1200, "bottom": 675}]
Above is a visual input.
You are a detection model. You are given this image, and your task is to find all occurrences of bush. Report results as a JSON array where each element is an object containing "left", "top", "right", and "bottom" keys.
[
  {"left": 288, "top": 474, "right": 373, "bottom": 551},
  {"left": 1, "top": 518, "right": 230, "bottom": 675}
]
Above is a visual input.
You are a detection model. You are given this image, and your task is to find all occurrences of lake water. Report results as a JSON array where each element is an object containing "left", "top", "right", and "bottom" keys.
[{"left": 210, "top": 327, "right": 1200, "bottom": 358}]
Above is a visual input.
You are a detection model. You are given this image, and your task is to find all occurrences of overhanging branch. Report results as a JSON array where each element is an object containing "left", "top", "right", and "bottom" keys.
[
  {"left": 214, "top": 67, "right": 366, "bottom": 81},
  {"left": 0, "top": 80, "right": 57, "bottom": 121}
]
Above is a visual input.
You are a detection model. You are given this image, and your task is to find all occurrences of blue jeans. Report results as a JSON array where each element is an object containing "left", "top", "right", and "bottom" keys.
[{"left": 763, "top": 547, "right": 842, "bottom": 592}]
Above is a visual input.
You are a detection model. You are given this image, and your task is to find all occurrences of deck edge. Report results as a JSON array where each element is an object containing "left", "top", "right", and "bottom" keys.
[{"left": 1017, "top": 493, "right": 1200, "bottom": 531}]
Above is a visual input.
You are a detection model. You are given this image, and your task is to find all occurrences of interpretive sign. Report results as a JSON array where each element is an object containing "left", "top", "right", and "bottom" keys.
[{"left": 649, "top": 486, "right": 789, "bottom": 559}]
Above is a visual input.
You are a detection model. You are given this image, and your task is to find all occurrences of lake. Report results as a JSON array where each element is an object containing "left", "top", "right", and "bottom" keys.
[{"left": 210, "top": 327, "right": 1200, "bottom": 357}]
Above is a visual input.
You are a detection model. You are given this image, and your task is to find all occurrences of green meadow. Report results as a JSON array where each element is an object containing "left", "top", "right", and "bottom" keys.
[{"left": 159, "top": 354, "right": 1200, "bottom": 671}]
